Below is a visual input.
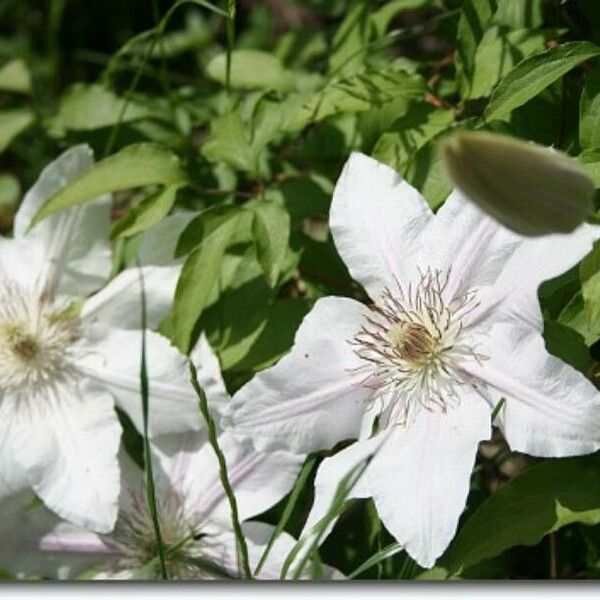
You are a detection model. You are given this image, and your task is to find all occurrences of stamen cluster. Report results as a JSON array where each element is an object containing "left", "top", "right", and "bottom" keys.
[
  {"left": 105, "top": 489, "right": 234, "bottom": 580},
  {"left": 0, "top": 282, "right": 79, "bottom": 394},
  {"left": 351, "top": 268, "right": 486, "bottom": 427}
]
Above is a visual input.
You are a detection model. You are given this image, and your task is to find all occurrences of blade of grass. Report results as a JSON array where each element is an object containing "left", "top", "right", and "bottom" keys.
[
  {"left": 491, "top": 397, "right": 506, "bottom": 422},
  {"left": 397, "top": 552, "right": 418, "bottom": 579},
  {"left": 178, "top": 555, "right": 239, "bottom": 579},
  {"left": 189, "top": 362, "right": 252, "bottom": 579},
  {"left": 254, "top": 454, "right": 317, "bottom": 576},
  {"left": 137, "top": 263, "right": 169, "bottom": 580},
  {"left": 279, "top": 459, "right": 369, "bottom": 580},
  {"left": 347, "top": 542, "right": 404, "bottom": 579}
]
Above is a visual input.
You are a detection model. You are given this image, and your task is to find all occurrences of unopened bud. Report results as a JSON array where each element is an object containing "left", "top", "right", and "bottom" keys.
[{"left": 442, "top": 132, "right": 594, "bottom": 236}]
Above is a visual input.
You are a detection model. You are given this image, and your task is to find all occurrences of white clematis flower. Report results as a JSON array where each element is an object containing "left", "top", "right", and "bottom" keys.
[
  {"left": 0, "top": 145, "right": 226, "bottom": 533},
  {"left": 0, "top": 433, "right": 319, "bottom": 580},
  {"left": 227, "top": 152, "right": 600, "bottom": 567}
]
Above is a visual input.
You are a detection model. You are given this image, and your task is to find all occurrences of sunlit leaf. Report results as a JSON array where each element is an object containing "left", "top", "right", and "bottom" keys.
[
  {"left": 46, "top": 84, "right": 156, "bottom": 136},
  {"left": 250, "top": 199, "right": 291, "bottom": 287},
  {"left": 171, "top": 208, "right": 250, "bottom": 353},
  {"left": 285, "top": 69, "right": 426, "bottom": 131},
  {"left": 31, "top": 143, "right": 188, "bottom": 227},
  {"left": 0, "top": 108, "right": 34, "bottom": 152},
  {"left": 0, "top": 58, "right": 31, "bottom": 94},
  {"left": 207, "top": 49, "right": 295, "bottom": 91},
  {"left": 111, "top": 184, "right": 181, "bottom": 239},
  {"left": 485, "top": 42, "right": 600, "bottom": 121}
]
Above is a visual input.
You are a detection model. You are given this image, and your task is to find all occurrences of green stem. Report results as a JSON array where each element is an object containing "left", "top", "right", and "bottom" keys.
[
  {"left": 152, "top": 0, "right": 178, "bottom": 123},
  {"left": 189, "top": 362, "right": 252, "bottom": 579},
  {"left": 138, "top": 265, "right": 169, "bottom": 580},
  {"left": 47, "top": 0, "right": 67, "bottom": 94},
  {"left": 225, "top": 0, "right": 236, "bottom": 91},
  {"left": 103, "top": 0, "right": 228, "bottom": 157},
  {"left": 103, "top": 35, "right": 158, "bottom": 157}
]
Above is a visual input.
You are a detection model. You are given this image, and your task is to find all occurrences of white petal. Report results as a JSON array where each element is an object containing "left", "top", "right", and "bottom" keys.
[
  {"left": 0, "top": 495, "right": 114, "bottom": 580},
  {"left": 465, "top": 322, "right": 600, "bottom": 457},
  {"left": 12, "top": 383, "right": 121, "bottom": 533},
  {"left": 422, "top": 189, "right": 520, "bottom": 299},
  {"left": 14, "top": 145, "right": 112, "bottom": 297},
  {"left": 471, "top": 223, "right": 600, "bottom": 330},
  {"left": 0, "top": 236, "right": 46, "bottom": 290},
  {"left": 76, "top": 328, "right": 206, "bottom": 438},
  {"left": 153, "top": 431, "right": 303, "bottom": 527},
  {"left": 0, "top": 400, "right": 29, "bottom": 502},
  {"left": 226, "top": 296, "right": 370, "bottom": 453},
  {"left": 368, "top": 397, "right": 491, "bottom": 568},
  {"left": 499, "top": 223, "right": 600, "bottom": 296},
  {"left": 330, "top": 152, "right": 432, "bottom": 301},
  {"left": 81, "top": 265, "right": 181, "bottom": 331}
]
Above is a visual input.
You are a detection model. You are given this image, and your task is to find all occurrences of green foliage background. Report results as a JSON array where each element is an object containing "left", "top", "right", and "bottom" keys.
[{"left": 3, "top": 0, "right": 600, "bottom": 580}]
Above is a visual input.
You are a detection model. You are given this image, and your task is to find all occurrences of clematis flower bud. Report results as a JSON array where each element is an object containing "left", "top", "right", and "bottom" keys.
[{"left": 442, "top": 131, "right": 594, "bottom": 236}]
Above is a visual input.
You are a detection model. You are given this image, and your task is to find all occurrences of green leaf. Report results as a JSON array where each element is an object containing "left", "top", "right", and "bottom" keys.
[
  {"left": 493, "top": 0, "right": 543, "bottom": 28},
  {"left": 217, "top": 295, "right": 310, "bottom": 373},
  {"left": 0, "top": 58, "right": 31, "bottom": 94},
  {"left": 578, "top": 147, "right": 600, "bottom": 186},
  {"left": 110, "top": 184, "right": 180, "bottom": 240},
  {"left": 455, "top": 0, "right": 496, "bottom": 98},
  {"left": 175, "top": 205, "right": 244, "bottom": 257},
  {"left": 31, "top": 143, "right": 188, "bottom": 227},
  {"left": 263, "top": 175, "right": 332, "bottom": 225},
  {"left": 543, "top": 320, "right": 592, "bottom": 374},
  {"left": 171, "top": 209, "right": 249, "bottom": 353},
  {"left": 485, "top": 42, "right": 600, "bottom": 121},
  {"left": 580, "top": 64, "right": 600, "bottom": 149},
  {"left": 0, "top": 108, "right": 34, "bottom": 153},
  {"left": 329, "top": 0, "right": 370, "bottom": 77},
  {"left": 286, "top": 69, "right": 426, "bottom": 131},
  {"left": 371, "top": 0, "right": 439, "bottom": 36},
  {"left": 46, "top": 83, "right": 155, "bottom": 136},
  {"left": 250, "top": 199, "right": 291, "bottom": 287},
  {"left": 442, "top": 455, "right": 600, "bottom": 575},
  {"left": 201, "top": 112, "right": 256, "bottom": 173},
  {"left": 468, "top": 27, "right": 561, "bottom": 100},
  {"left": 0, "top": 174, "right": 20, "bottom": 223},
  {"left": 206, "top": 49, "right": 295, "bottom": 91},
  {"left": 557, "top": 290, "right": 600, "bottom": 346},
  {"left": 372, "top": 104, "right": 454, "bottom": 171}
]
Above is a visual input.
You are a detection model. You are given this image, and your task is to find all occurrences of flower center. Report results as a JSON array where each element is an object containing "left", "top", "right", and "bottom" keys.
[
  {"left": 106, "top": 489, "right": 212, "bottom": 580},
  {"left": 351, "top": 268, "right": 486, "bottom": 427},
  {"left": 0, "top": 282, "right": 80, "bottom": 394},
  {"left": 387, "top": 321, "right": 437, "bottom": 363}
]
